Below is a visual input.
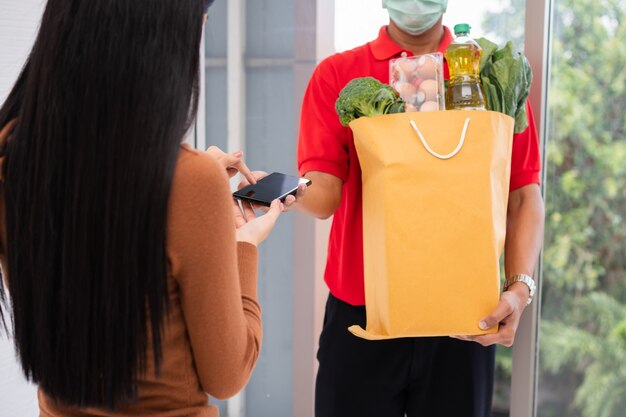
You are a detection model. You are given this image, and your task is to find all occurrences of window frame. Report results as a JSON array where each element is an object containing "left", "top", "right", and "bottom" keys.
[{"left": 510, "top": 1, "right": 553, "bottom": 416}]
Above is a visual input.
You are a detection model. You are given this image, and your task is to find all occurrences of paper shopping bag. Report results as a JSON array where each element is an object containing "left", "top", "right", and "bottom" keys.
[{"left": 348, "top": 110, "right": 514, "bottom": 339}]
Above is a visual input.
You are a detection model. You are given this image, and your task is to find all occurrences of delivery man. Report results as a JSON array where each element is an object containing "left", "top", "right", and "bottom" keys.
[{"left": 293, "top": 1, "right": 545, "bottom": 416}]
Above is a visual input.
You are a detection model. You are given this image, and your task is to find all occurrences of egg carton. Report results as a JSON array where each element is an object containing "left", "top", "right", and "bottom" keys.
[{"left": 389, "top": 52, "right": 446, "bottom": 112}]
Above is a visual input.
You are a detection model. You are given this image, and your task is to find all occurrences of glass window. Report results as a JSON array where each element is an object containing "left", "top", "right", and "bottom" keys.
[
  {"left": 204, "top": 0, "right": 228, "bottom": 152},
  {"left": 538, "top": 1, "right": 626, "bottom": 416},
  {"left": 203, "top": 1, "right": 300, "bottom": 415}
]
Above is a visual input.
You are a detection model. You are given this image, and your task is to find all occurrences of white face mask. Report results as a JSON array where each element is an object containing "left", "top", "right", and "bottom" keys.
[{"left": 382, "top": 0, "right": 448, "bottom": 35}]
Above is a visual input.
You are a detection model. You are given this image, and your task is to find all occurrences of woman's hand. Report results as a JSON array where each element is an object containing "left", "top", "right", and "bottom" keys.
[
  {"left": 450, "top": 282, "right": 530, "bottom": 347},
  {"left": 233, "top": 198, "right": 284, "bottom": 246},
  {"left": 206, "top": 146, "right": 256, "bottom": 185}
]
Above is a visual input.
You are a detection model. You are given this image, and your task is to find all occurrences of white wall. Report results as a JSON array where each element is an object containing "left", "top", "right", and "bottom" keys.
[{"left": 0, "top": 0, "right": 46, "bottom": 415}]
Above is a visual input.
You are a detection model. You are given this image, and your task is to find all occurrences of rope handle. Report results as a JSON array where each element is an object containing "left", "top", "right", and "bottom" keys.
[{"left": 409, "top": 117, "right": 470, "bottom": 160}]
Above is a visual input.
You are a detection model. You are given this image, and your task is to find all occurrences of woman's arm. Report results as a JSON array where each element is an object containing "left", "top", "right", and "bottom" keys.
[{"left": 167, "top": 150, "right": 263, "bottom": 399}]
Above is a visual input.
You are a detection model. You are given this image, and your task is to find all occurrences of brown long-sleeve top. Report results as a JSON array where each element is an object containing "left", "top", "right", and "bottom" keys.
[{"left": 0, "top": 122, "right": 262, "bottom": 417}]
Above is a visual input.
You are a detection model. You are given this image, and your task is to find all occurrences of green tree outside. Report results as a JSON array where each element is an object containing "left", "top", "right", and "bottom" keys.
[{"left": 482, "top": 0, "right": 626, "bottom": 416}]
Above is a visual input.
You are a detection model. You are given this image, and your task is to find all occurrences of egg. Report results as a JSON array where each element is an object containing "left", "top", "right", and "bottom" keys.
[
  {"left": 390, "top": 67, "right": 401, "bottom": 84},
  {"left": 419, "top": 101, "right": 440, "bottom": 112},
  {"left": 396, "top": 59, "right": 417, "bottom": 81},
  {"left": 394, "top": 81, "right": 417, "bottom": 101},
  {"left": 417, "top": 79, "right": 439, "bottom": 102},
  {"left": 415, "top": 56, "right": 439, "bottom": 80},
  {"left": 410, "top": 76, "right": 423, "bottom": 89}
]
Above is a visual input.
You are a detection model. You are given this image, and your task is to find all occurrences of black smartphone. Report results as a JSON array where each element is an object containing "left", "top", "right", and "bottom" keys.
[{"left": 233, "top": 172, "right": 312, "bottom": 207}]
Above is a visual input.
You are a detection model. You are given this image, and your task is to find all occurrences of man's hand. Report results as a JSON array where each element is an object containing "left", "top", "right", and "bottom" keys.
[
  {"left": 452, "top": 184, "right": 544, "bottom": 347},
  {"left": 293, "top": 171, "right": 343, "bottom": 219},
  {"left": 451, "top": 282, "right": 530, "bottom": 347}
]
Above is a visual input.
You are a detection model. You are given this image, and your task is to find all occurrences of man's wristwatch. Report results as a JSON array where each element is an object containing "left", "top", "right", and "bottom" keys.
[{"left": 504, "top": 274, "right": 537, "bottom": 305}]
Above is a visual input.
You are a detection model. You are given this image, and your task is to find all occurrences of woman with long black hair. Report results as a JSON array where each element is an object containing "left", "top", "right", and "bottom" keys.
[{"left": 0, "top": 0, "right": 282, "bottom": 415}]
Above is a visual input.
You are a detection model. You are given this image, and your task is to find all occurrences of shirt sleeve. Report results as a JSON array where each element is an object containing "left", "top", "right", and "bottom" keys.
[
  {"left": 297, "top": 59, "right": 351, "bottom": 182},
  {"left": 509, "top": 101, "right": 542, "bottom": 191},
  {"left": 167, "top": 149, "right": 261, "bottom": 400}
]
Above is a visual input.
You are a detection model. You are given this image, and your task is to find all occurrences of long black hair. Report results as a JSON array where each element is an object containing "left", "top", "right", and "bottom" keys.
[{"left": 0, "top": 0, "right": 211, "bottom": 409}]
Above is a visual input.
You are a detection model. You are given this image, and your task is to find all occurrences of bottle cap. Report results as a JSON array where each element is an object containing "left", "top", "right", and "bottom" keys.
[{"left": 454, "top": 23, "right": 471, "bottom": 35}]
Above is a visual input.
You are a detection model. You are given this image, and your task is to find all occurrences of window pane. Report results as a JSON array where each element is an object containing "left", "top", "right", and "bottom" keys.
[
  {"left": 205, "top": 0, "right": 228, "bottom": 152},
  {"left": 203, "top": 3, "right": 229, "bottom": 414},
  {"left": 538, "top": 0, "right": 626, "bottom": 416},
  {"left": 243, "top": 64, "right": 296, "bottom": 417},
  {"left": 246, "top": 0, "right": 294, "bottom": 58},
  {"left": 205, "top": 0, "right": 227, "bottom": 57},
  {"left": 204, "top": 0, "right": 299, "bottom": 415},
  {"left": 204, "top": 66, "right": 228, "bottom": 152}
]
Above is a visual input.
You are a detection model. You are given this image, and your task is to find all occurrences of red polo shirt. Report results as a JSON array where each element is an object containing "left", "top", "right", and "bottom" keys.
[{"left": 297, "top": 26, "right": 541, "bottom": 306}]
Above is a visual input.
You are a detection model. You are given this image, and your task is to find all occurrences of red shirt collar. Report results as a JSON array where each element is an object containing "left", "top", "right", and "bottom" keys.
[{"left": 369, "top": 25, "right": 454, "bottom": 60}]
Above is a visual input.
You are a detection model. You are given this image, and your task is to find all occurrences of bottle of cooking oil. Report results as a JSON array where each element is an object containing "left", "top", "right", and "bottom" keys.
[{"left": 445, "top": 23, "right": 487, "bottom": 111}]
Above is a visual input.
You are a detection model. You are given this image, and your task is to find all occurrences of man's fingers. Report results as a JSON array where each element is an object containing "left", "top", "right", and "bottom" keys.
[
  {"left": 283, "top": 195, "right": 296, "bottom": 206},
  {"left": 468, "top": 326, "right": 516, "bottom": 348},
  {"left": 296, "top": 183, "right": 307, "bottom": 197},
  {"left": 450, "top": 291, "right": 525, "bottom": 347},
  {"left": 468, "top": 334, "right": 499, "bottom": 347},
  {"left": 478, "top": 294, "right": 516, "bottom": 330}
]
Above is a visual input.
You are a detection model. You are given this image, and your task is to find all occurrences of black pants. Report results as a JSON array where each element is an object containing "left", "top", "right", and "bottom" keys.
[{"left": 315, "top": 294, "right": 496, "bottom": 417}]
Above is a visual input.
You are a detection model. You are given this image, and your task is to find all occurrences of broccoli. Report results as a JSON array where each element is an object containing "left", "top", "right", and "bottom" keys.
[{"left": 335, "top": 77, "right": 405, "bottom": 127}]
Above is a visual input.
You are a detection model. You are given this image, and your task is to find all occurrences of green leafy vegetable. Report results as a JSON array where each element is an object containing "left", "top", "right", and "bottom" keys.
[
  {"left": 476, "top": 38, "right": 533, "bottom": 133},
  {"left": 478, "top": 37, "right": 498, "bottom": 70},
  {"left": 335, "top": 77, "right": 405, "bottom": 126}
]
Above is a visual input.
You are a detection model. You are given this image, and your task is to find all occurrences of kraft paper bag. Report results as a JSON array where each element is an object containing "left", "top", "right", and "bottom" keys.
[{"left": 348, "top": 110, "right": 514, "bottom": 340}]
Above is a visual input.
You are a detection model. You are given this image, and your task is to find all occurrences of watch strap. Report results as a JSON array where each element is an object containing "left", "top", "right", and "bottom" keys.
[{"left": 504, "top": 273, "right": 536, "bottom": 305}]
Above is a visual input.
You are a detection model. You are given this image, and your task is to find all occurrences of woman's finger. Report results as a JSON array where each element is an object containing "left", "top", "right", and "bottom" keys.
[
  {"left": 265, "top": 199, "right": 284, "bottom": 222},
  {"left": 226, "top": 167, "right": 239, "bottom": 178},
  {"left": 221, "top": 151, "right": 242, "bottom": 165},
  {"left": 235, "top": 159, "right": 257, "bottom": 185},
  {"left": 237, "top": 170, "right": 268, "bottom": 190},
  {"left": 206, "top": 147, "right": 255, "bottom": 183}
]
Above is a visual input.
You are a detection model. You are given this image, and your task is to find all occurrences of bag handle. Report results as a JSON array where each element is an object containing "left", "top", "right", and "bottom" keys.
[{"left": 409, "top": 117, "right": 470, "bottom": 160}]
